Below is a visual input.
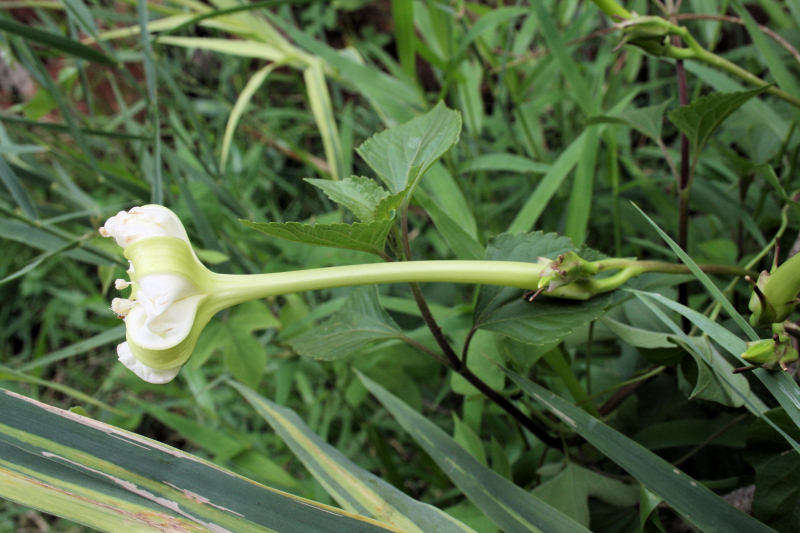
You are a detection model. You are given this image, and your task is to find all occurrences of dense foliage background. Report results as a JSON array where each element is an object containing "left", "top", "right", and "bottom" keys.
[{"left": 1, "top": 0, "right": 800, "bottom": 531}]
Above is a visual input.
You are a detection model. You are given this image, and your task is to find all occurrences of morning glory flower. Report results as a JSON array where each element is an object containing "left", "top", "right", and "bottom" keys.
[{"left": 100, "top": 205, "right": 210, "bottom": 384}]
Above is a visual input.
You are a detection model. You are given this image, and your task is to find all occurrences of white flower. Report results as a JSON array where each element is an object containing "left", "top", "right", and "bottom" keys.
[
  {"left": 99, "top": 205, "right": 188, "bottom": 249},
  {"left": 100, "top": 205, "right": 209, "bottom": 384}
]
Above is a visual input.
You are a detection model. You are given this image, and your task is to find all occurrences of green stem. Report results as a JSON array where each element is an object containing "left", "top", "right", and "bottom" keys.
[
  {"left": 208, "top": 258, "right": 753, "bottom": 309},
  {"left": 210, "top": 260, "right": 546, "bottom": 308}
]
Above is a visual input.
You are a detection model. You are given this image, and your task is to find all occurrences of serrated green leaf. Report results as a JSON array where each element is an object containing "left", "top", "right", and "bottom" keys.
[
  {"left": 667, "top": 86, "right": 770, "bottom": 156},
  {"left": 306, "top": 176, "right": 397, "bottom": 221},
  {"left": 231, "top": 381, "right": 475, "bottom": 532},
  {"left": 242, "top": 219, "right": 393, "bottom": 256},
  {"left": 357, "top": 371, "right": 590, "bottom": 533},
  {"left": 475, "top": 245, "right": 612, "bottom": 352},
  {"left": 288, "top": 287, "right": 402, "bottom": 360},
  {"left": 356, "top": 102, "right": 461, "bottom": 196}
]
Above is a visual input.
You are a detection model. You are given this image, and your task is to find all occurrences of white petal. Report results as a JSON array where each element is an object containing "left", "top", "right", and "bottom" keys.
[
  {"left": 125, "top": 294, "right": 204, "bottom": 350},
  {"left": 116, "top": 342, "right": 180, "bottom": 384},
  {"left": 99, "top": 205, "right": 188, "bottom": 248},
  {"left": 136, "top": 273, "right": 199, "bottom": 321}
]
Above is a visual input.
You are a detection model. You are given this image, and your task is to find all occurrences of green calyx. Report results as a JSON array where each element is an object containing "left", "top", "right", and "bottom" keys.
[
  {"left": 748, "top": 252, "right": 800, "bottom": 327},
  {"left": 741, "top": 323, "right": 799, "bottom": 371}
]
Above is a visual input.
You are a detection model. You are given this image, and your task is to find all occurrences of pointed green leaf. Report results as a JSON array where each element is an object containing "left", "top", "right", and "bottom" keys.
[
  {"left": 356, "top": 102, "right": 461, "bottom": 196},
  {"left": 667, "top": 86, "right": 770, "bottom": 156},
  {"left": 357, "top": 371, "right": 591, "bottom": 533},
  {"left": 288, "top": 287, "right": 402, "bottom": 360},
  {"left": 241, "top": 219, "right": 393, "bottom": 256},
  {"left": 306, "top": 176, "right": 400, "bottom": 222}
]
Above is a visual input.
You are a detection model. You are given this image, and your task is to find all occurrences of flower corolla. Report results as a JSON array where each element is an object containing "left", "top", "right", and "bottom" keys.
[{"left": 100, "top": 205, "right": 213, "bottom": 384}]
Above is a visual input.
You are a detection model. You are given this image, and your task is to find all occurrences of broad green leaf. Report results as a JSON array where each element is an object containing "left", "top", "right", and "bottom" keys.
[
  {"left": 504, "top": 369, "right": 774, "bottom": 533},
  {"left": 476, "top": 231, "right": 574, "bottom": 319},
  {"left": 476, "top": 296, "right": 611, "bottom": 347},
  {"left": 187, "top": 302, "right": 278, "bottom": 385},
  {"left": 241, "top": 219, "right": 393, "bottom": 256},
  {"left": 356, "top": 102, "right": 461, "bottom": 197},
  {"left": 0, "top": 16, "right": 116, "bottom": 65},
  {"left": 357, "top": 372, "right": 591, "bottom": 533},
  {"left": 684, "top": 62, "right": 788, "bottom": 141},
  {"left": 631, "top": 292, "right": 765, "bottom": 412},
  {"left": 0, "top": 389, "right": 392, "bottom": 532},
  {"left": 306, "top": 176, "right": 400, "bottom": 222},
  {"left": 221, "top": 63, "right": 279, "bottom": 171},
  {"left": 633, "top": 418, "right": 747, "bottom": 451},
  {"left": 420, "top": 162, "right": 478, "bottom": 238},
  {"left": 667, "top": 86, "right": 771, "bottom": 157},
  {"left": 231, "top": 381, "right": 474, "bottom": 533},
  {"left": 471, "top": 232, "right": 608, "bottom": 345},
  {"left": 288, "top": 287, "right": 402, "bottom": 360},
  {"left": 458, "top": 153, "right": 550, "bottom": 175},
  {"left": 532, "top": 463, "right": 638, "bottom": 526}
]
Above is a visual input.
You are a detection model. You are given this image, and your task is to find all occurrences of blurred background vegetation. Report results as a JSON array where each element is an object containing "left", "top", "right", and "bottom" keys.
[{"left": 2, "top": 0, "right": 800, "bottom": 531}]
